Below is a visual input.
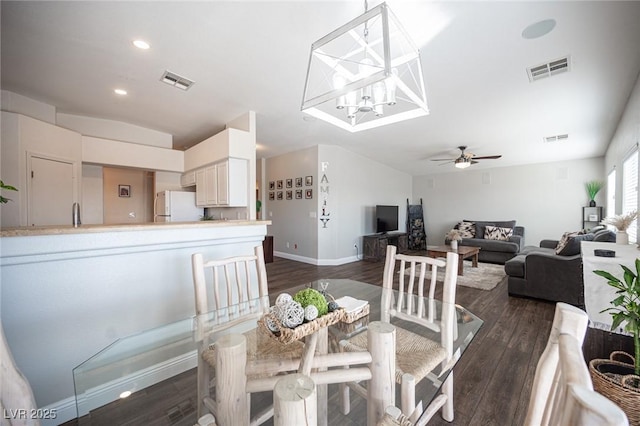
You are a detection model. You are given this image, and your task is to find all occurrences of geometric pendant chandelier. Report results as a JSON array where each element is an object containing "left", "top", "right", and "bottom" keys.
[{"left": 301, "top": 2, "right": 429, "bottom": 132}]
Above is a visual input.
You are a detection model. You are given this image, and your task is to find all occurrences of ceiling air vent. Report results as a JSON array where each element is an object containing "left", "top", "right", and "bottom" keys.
[
  {"left": 160, "top": 70, "right": 195, "bottom": 91},
  {"left": 543, "top": 134, "right": 569, "bottom": 143},
  {"left": 527, "top": 56, "right": 571, "bottom": 82}
]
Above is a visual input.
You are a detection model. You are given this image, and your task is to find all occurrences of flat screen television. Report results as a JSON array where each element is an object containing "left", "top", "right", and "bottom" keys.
[{"left": 376, "top": 205, "right": 399, "bottom": 233}]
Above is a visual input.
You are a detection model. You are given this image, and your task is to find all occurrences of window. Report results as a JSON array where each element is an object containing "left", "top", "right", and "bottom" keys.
[
  {"left": 607, "top": 169, "right": 616, "bottom": 217},
  {"left": 622, "top": 150, "right": 638, "bottom": 243}
]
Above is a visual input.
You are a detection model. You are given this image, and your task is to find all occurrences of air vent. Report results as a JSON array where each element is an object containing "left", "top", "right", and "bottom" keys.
[
  {"left": 527, "top": 56, "right": 571, "bottom": 82},
  {"left": 160, "top": 70, "right": 195, "bottom": 90},
  {"left": 543, "top": 134, "right": 569, "bottom": 143}
]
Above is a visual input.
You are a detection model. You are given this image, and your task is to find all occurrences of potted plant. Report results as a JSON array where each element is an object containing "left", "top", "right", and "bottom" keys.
[
  {"left": 590, "top": 260, "right": 640, "bottom": 423},
  {"left": 586, "top": 180, "right": 604, "bottom": 207},
  {"left": 445, "top": 229, "right": 462, "bottom": 250},
  {"left": 602, "top": 210, "right": 638, "bottom": 244},
  {"left": 0, "top": 180, "right": 18, "bottom": 204}
]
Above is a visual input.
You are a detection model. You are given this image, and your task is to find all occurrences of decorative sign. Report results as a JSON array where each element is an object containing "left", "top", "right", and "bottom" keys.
[{"left": 320, "top": 162, "right": 330, "bottom": 228}]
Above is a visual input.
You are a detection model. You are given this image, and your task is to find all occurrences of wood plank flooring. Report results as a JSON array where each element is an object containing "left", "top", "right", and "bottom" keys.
[{"left": 63, "top": 254, "right": 633, "bottom": 426}]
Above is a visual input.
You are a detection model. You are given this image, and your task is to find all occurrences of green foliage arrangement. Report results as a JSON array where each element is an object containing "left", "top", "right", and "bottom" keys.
[
  {"left": 0, "top": 180, "right": 18, "bottom": 204},
  {"left": 586, "top": 180, "right": 604, "bottom": 201},
  {"left": 594, "top": 258, "right": 640, "bottom": 375},
  {"left": 293, "top": 288, "right": 328, "bottom": 316}
]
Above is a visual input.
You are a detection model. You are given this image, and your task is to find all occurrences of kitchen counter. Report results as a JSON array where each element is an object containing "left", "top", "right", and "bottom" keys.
[
  {"left": 1, "top": 219, "right": 271, "bottom": 423},
  {"left": 0, "top": 219, "right": 271, "bottom": 237}
]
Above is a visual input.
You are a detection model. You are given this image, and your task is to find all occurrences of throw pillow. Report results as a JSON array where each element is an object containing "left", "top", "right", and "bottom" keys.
[
  {"left": 484, "top": 225, "right": 513, "bottom": 241},
  {"left": 556, "top": 232, "right": 595, "bottom": 256},
  {"left": 457, "top": 221, "right": 476, "bottom": 238},
  {"left": 593, "top": 229, "right": 616, "bottom": 242}
]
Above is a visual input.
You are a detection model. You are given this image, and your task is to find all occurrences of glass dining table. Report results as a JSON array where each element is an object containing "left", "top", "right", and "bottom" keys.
[{"left": 73, "top": 279, "right": 483, "bottom": 425}]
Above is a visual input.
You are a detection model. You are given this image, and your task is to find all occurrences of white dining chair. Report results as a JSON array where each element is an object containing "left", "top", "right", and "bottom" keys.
[
  {"left": 341, "top": 244, "right": 459, "bottom": 424},
  {"left": 525, "top": 302, "right": 628, "bottom": 426},
  {"left": 191, "top": 244, "right": 303, "bottom": 425},
  {"left": 1, "top": 323, "right": 40, "bottom": 426}
]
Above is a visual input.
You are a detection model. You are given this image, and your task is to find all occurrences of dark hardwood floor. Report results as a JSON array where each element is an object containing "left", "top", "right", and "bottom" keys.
[{"left": 63, "top": 255, "right": 633, "bottom": 426}]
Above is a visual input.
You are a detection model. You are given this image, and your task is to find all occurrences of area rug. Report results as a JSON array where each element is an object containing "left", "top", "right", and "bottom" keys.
[{"left": 403, "top": 261, "right": 505, "bottom": 291}]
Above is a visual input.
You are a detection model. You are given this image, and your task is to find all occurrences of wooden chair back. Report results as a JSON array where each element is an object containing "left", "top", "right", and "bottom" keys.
[
  {"left": 525, "top": 302, "right": 628, "bottom": 426},
  {"left": 381, "top": 245, "right": 458, "bottom": 355},
  {"left": 192, "top": 245, "right": 269, "bottom": 336}
]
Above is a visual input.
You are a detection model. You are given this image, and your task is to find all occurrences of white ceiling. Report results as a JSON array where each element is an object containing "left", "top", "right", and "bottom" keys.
[{"left": 2, "top": 1, "right": 640, "bottom": 175}]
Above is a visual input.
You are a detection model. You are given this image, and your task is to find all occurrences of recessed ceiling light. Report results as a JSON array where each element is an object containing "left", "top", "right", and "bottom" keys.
[
  {"left": 114, "top": 89, "right": 128, "bottom": 96},
  {"left": 133, "top": 40, "right": 150, "bottom": 50},
  {"left": 119, "top": 391, "right": 132, "bottom": 399},
  {"left": 522, "top": 19, "right": 556, "bottom": 39}
]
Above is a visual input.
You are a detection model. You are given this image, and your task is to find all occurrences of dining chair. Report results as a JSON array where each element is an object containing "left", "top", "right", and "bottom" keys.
[
  {"left": 524, "top": 302, "right": 628, "bottom": 426},
  {"left": 340, "top": 244, "right": 459, "bottom": 424},
  {"left": 1, "top": 323, "right": 40, "bottom": 426},
  {"left": 191, "top": 244, "right": 303, "bottom": 424}
]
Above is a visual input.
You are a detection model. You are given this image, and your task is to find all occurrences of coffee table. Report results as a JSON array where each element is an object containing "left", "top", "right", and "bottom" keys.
[{"left": 426, "top": 245, "right": 481, "bottom": 276}]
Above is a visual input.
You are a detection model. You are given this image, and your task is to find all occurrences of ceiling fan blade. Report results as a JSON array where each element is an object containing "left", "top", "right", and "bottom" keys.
[
  {"left": 471, "top": 160, "right": 479, "bottom": 164},
  {"left": 430, "top": 158, "right": 454, "bottom": 161},
  {"left": 438, "top": 161, "right": 454, "bottom": 166},
  {"left": 472, "top": 155, "right": 502, "bottom": 160}
]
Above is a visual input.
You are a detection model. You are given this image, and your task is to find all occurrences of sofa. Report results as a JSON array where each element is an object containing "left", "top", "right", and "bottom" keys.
[
  {"left": 505, "top": 228, "right": 616, "bottom": 307},
  {"left": 447, "top": 220, "right": 525, "bottom": 264}
]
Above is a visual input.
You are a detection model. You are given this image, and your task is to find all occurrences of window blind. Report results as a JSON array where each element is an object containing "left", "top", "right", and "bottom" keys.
[
  {"left": 622, "top": 150, "right": 638, "bottom": 243},
  {"left": 607, "top": 169, "right": 616, "bottom": 218}
]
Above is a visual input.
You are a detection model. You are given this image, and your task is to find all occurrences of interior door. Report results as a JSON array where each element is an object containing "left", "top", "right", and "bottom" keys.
[{"left": 29, "top": 155, "right": 74, "bottom": 226}]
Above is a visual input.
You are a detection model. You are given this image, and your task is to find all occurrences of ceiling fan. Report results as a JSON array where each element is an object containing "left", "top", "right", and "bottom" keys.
[{"left": 431, "top": 146, "right": 502, "bottom": 169}]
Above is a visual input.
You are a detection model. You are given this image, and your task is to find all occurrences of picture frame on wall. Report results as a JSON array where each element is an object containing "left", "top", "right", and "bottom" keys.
[
  {"left": 305, "top": 189, "right": 313, "bottom": 199},
  {"left": 269, "top": 181, "right": 275, "bottom": 190},
  {"left": 305, "top": 176, "right": 313, "bottom": 186},
  {"left": 296, "top": 177, "right": 303, "bottom": 187},
  {"left": 277, "top": 180, "right": 283, "bottom": 189},
  {"left": 118, "top": 185, "right": 131, "bottom": 197},
  {"left": 286, "top": 190, "right": 292, "bottom": 200},
  {"left": 277, "top": 191, "right": 283, "bottom": 200},
  {"left": 286, "top": 179, "right": 293, "bottom": 188},
  {"left": 268, "top": 192, "right": 275, "bottom": 201},
  {"left": 295, "top": 189, "right": 303, "bottom": 199}
]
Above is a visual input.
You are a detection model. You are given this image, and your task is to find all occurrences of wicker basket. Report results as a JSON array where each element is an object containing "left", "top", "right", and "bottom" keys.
[
  {"left": 342, "top": 303, "right": 370, "bottom": 324},
  {"left": 589, "top": 351, "right": 640, "bottom": 425},
  {"left": 258, "top": 308, "right": 344, "bottom": 345}
]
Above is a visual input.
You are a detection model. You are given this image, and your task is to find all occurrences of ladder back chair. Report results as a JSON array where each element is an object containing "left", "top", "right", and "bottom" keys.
[
  {"left": 525, "top": 302, "right": 628, "bottom": 426},
  {"left": 341, "top": 244, "right": 459, "bottom": 424},
  {"left": 191, "top": 244, "right": 303, "bottom": 424}
]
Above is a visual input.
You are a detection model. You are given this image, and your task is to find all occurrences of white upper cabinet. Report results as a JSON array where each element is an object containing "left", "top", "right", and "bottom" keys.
[
  {"left": 194, "top": 158, "right": 247, "bottom": 208},
  {"left": 180, "top": 171, "right": 196, "bottom": 187}
]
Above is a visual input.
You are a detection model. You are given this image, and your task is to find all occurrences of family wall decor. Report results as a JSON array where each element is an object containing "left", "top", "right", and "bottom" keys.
[
  {"left": 319, "top": 162, "right": 330, "bottom": 228},
  {"left": 268, "top": 176, "right": 313, "bottom": 202}
]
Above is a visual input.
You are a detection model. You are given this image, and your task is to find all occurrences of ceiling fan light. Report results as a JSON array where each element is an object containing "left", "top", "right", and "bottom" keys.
[{"left": 455, "top": 160, "right": 471, "bottom": 169}]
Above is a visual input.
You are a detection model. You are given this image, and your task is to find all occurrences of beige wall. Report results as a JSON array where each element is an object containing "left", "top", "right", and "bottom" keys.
[{"left": 102, "top": 167, "right": 153, "bottom": 224}]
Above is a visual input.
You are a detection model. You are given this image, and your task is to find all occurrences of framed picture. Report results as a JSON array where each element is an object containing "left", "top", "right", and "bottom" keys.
[
  {"left": 286, "top": 190, "right": 293, "bottom": 200},
  {"left": 589, "top": 214, "right": 598, "bottom": 221},
  {"left": 305, "top": 176, "right": 313, "bottom": 186},
  {"left": 268, "top": 192, "right": 275, "bottom": 201},
  {"left": 286, "top": 179, "right": 293, "bottom": 188},
  {"left": 277, "top": 180, "right": 283, "bottom": 189},
  {"left": 118, "top": 185, "right": 131, "bottom": 197},
  {"left": 277, "top": 191, "right": 283, "bottom": 200},
  {"left": 295, "top": 189, "right": 303, "bottom": 199},
  {"left": 305, "top": 189, "right": 313, "bottom": 199},
  {"left": 296, "top": 177, "right": 303, "bottom": 187},
  {"left": 269, "top": 181, "right": 275, "bottom": 190}
]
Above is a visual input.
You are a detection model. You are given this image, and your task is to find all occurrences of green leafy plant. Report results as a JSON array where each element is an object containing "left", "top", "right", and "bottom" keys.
[
  {"left": 0, "top": 180, "right": 18, "bottom": 204},
  {"left": 586, "top": 180, "right": 604, "bottom": 201},
  {"left": 594, "top": 258, "right": 640, "bottom": 375}
]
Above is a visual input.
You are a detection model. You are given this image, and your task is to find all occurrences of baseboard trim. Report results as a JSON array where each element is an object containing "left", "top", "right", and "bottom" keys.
[{"left": 274, "top": 252, "right": 359, "bottom": 266}]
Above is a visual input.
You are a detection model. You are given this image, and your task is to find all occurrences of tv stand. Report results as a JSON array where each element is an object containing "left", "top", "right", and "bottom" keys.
[{"left": 363, "top": 232, "right": 408, "bottom": 262}]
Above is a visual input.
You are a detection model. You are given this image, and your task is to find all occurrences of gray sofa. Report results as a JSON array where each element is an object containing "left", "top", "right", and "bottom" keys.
[
  {"left": 447, "top": 220, "right": 525, "bottom": 264},
  {"left": 505, "top": 228, "right": 616, "bottom": 307}
]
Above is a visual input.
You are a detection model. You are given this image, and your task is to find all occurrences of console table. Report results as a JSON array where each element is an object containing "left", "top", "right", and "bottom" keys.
[{"left": 363, "top": 232, "right": 408, "bottom": 261}]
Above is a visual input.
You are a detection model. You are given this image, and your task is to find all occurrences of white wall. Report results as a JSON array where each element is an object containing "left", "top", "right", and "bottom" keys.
[
  {"left": 605, "top": 71, "right": 640, "bottom": 225},
  {"left": 317, "top": 145, "right": 412, "bottom": 264},
  {"left": 82, "top": 136, "right": 183, "bottom": 172},
  {"left": 1, "top": 90, "right": 56, "bottom": 124},
  {"left": 413, "top": 157, "right": 605, "bottom": 248},
  {"left": 266, "top": 145, "right": 412, "bottom": 265},
  {"left": 81, "top": 165, "right": 103, "bottom": 224},
  {"left": 56, "top": 113, "right": 173, "bottom": 148},
  {"left": 1, "top": 112, "right": 83, "bottom": 227}
]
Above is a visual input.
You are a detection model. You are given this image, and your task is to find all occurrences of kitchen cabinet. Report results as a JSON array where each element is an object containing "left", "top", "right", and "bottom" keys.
[
  {"left": 195, "top": 158, "right": 248, "bottom": 207},
  {"left": 180, "top": 171, "right": 196, "bottom": 187}
]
